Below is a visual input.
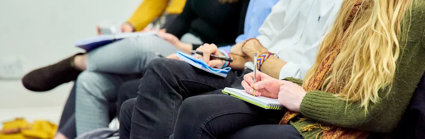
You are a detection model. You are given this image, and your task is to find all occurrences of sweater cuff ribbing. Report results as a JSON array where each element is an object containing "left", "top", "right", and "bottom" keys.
[{"left": 300, "top": 91, "right": 340, "bottom": 121}]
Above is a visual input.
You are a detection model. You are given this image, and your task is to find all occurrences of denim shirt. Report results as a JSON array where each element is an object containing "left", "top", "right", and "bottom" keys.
[{"left": 219, "top": 0, "right": 279, "bottom": 53}]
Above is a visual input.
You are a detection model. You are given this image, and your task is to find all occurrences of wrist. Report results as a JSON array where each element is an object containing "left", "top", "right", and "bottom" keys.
[
  {"left": 219, "top": 49, "right": 231, "bottom": 68},
  {"left": 176, "top": 42, "right": 193, "bottom": 53},
  {"left": 123, "top": 22, "right": 136, "bottom": 32}
]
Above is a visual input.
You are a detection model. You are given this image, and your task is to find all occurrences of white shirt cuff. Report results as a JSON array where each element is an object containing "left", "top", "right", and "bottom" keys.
[{"left": 279, "top": 62, "right": 301, "bottom": 80}]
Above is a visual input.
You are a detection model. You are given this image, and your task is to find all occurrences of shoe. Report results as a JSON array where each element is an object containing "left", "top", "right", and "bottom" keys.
[{"left": 22, "top": 53, "right": 84, "bottom": 92}]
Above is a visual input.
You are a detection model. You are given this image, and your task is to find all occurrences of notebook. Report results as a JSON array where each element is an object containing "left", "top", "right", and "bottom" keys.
[
  {"left": 176, "top": 51, "right": 231, "bottom": 78},
  {"left": 222, "top": 87, "right": 284, "bottom": 110},
  {"left": 75, "top": 32, "right": 155, "bottom": 51}
]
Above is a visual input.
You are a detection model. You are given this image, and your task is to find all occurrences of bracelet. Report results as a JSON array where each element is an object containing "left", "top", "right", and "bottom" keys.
[
  {"left": 256, "top": 52, "right": 273, "bottom": 71},
  {"left": 219, "top": 49, "right": 231, "bottom": 69}
]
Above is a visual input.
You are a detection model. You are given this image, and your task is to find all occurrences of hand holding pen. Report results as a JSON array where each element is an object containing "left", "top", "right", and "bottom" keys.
[
  {"left": 241, "top": 71, "right": 283, "bottom": 99},
  {"left": 193, "top": 44, "right": 233, "bottom": 68}
]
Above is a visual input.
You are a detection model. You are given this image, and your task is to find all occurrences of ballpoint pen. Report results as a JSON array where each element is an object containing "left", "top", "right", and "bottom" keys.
[
  {"left": 192, "top": 50, "right": 234, "bottom": 62},
  {"left": 253, "top": 53, "right": 257, "bottom": 96}
]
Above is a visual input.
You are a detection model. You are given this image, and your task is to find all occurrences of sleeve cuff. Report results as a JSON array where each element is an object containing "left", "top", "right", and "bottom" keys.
[
  {"left": 300, "top": 91, "right": 340, "bottom": 121},
  {"left": 256, "top": 35, "right": 271, "bottom": 48},
  {"left": 279, "top": 62, "right": 301, "bottom": 80}
]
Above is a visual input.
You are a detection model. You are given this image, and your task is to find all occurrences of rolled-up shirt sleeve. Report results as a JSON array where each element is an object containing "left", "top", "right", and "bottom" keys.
[{"left": 278, "top": 62, "right": 302, "bottom": 80}]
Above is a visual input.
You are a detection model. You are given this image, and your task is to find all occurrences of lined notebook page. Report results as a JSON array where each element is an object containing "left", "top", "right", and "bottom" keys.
[{"left": 222, "top": 87, "right": 284, "bottom": 110}]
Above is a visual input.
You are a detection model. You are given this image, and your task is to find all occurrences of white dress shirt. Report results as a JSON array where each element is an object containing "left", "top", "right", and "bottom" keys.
[{"left": 247, "top": 0, "right": 343, "bottom": 80}]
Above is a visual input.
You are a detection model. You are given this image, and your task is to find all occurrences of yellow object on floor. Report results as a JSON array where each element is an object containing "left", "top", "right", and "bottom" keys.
[{"left": 0, "top": 118, "right": 57, "bottom": 139}]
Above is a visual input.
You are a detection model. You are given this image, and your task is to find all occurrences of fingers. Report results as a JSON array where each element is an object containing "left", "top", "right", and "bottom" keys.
[
  {"left": 243, "top": 73, "right": 255, "bottom": 86},
  {"left": 208, "top": 60, "right": 225, "bottom": 68},
  {"left": 252, "top": 80, "right": 270, "bottom": 90},
  {"left": 241, "top": 80, "right": 252, "bottom": 94},
  {"left": 195, "top": 44, "right": 218, "bottom": 63},
  {"left": 158, "top": 29, "right": 166, "bottom": 33},
  {"left": 96, "top": 26, "right": 102, "bottom": 35}
]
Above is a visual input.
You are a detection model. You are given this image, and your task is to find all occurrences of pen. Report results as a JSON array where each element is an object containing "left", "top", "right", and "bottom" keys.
[
  {"left": 192, "top": 50, "right": 234, "bottom": 62},
  {"left": 253, "top": 53, "right": 257, "bottom": 96}
]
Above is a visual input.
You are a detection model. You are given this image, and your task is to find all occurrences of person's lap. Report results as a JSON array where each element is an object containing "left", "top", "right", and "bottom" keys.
[
  {"left": 129, "top": 58, "right": 248, "bottom": 138},
  {"left": 172, "top": 94, "right": 293, "bottom": 138}
]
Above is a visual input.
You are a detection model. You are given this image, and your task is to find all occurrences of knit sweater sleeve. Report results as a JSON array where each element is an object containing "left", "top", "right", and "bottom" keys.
[
  {"left": 127, "top": 0, "right": 169, "bottom": 31},
  {"left": 299, "top": 2, "right": 425, "bottom": 132}
]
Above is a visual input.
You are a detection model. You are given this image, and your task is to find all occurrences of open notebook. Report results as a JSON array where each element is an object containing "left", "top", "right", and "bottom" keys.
[
  {"left": 176, "top": 52, "right": 231, "bottom": 78},
  {"left": 222, "top": 87, "right": 284, "bottom": 110},
  {"left": 75, "top": 32, "right": 155, "bottom": 51}
]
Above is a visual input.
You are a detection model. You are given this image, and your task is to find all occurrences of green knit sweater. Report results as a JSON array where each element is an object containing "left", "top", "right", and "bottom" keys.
[{"left": 288, "top": 1, "right": 425, "bottom": 138}]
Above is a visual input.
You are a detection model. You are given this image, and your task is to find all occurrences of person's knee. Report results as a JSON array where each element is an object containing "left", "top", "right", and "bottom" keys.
[
  {"left": 119, "top": 98, "right": 136, "bottom": 121},
  {"left": 143, "top": 58, "right": 182, "bottom": 81},
  {"left": 179, "top": 95, "right": 215, "bottom": 120}
]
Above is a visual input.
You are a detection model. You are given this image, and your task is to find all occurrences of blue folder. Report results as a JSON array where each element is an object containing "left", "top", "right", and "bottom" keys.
[{"left": 176, "top": 52, "right": 231, "bottom": 78}]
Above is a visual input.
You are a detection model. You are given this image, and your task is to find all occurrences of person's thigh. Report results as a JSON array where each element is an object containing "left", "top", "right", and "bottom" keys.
[
  {"left": 130, "top": 58, "right": 243, "bottom": 139},
  {"left": 173, "top": 94, "right": 285, "bottom": 139},
  {"left": 228, "top": 125, "right": 302, "bottom": 139},
  {"left": 86, "top": 34, "right": 173, "bottom": 74}
]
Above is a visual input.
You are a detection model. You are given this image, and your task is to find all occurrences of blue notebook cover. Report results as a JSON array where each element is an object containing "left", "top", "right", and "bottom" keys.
[
  {"left": 176, "top": 52, "right": 231, "bottom": 78},
  {"left": 75, "top": 32, "right": 155, "bottom": 51}
]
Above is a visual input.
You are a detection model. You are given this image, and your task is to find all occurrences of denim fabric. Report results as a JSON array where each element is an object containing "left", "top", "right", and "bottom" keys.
[
  {"left": 119, "top": 98, "right": 137, "bottom": 139},
  {"left": 172, "top": 94, "right": 302, "bottom": 139},
  {"left": 129, "top": 58, "right": 249, "bottom": 139},
  {"left": 116, "top": 79, "right": 140, "bottom": 116}
]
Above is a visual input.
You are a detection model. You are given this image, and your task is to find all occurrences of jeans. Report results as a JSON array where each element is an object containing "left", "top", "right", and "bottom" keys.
[
  {"left": 119, "top": 98, "right": 137, "bottom": 139},
  {"left": 172, "top": 94, "right": 302, "bottom": 139},
  {"left": 75, "top": 34, "right": 190, "bottom": 135},
  {"left": 116, "top": 79, "right": 140, "bottom": 115},
  {"left": 129, "top": 58, "right": 250, "bottom": 139}
]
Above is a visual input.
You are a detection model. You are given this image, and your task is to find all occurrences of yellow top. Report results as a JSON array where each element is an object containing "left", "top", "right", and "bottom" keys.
[{"left": 127, "top": 0, "right": 187, "bottom": 31}]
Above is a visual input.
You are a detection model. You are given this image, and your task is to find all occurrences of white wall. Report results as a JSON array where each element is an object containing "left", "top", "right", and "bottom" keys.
[{"left": 0, "top": 0, "right": 141, "bottom": 124}]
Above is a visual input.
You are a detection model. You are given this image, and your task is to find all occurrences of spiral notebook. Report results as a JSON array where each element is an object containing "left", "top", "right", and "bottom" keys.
[{"left": 222, "top": 87, "right": 284, "bottom": 110}]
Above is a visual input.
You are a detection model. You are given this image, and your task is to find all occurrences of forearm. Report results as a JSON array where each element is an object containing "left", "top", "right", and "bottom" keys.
[
  {"left": 300, "top": 89, "right": 408, "bottom": 133},
  {"left": 259, "top": 56, "right": 285, "bottom": 79},
  {"left": 175, "top": 42, "right": 193, "bottom": 54}
]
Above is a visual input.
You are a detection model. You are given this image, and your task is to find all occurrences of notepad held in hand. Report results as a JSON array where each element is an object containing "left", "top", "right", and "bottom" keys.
[
  {"left": 222, "top": 87, "right": 284, "bottom": 110},
  {"left": 75, "top": 32, "right": 155, "bottom": 51},
  {"left": 176, "top": 52, "right": 231, "bottom": 78}
]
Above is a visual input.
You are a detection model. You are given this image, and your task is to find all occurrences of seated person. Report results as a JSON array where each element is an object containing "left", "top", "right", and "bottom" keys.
[
  {"left": 51, "top": 0, "right": 187, "bottom": 138},
  {"left": 67, "top": 0, "right": 246, "bottom": 136},
  {"left": 120, "top": 0, "right": 344, "bottom": 138},
  {"left": 171, "top": 0, "right": 425, "bottom": 138}
]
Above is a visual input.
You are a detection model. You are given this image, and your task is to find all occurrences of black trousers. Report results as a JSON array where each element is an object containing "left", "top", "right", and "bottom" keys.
[
  {"left": 129, "top": 58, "right": 248, "bottom": 139},
  {"left": 172, "top": 94, "right": 302, "bottom": 139}
]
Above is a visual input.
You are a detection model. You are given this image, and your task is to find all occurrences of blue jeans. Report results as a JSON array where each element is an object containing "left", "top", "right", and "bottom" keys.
[{"left": 74, "top": 33, "right": 195, "bottom": 135}]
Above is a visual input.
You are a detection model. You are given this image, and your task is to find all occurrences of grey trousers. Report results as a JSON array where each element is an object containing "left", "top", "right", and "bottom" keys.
[{"left": 75, "top": 33, "right": 202, "bottom": 135}]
